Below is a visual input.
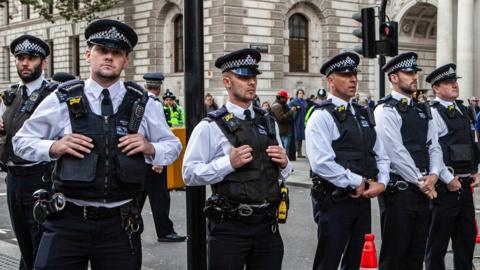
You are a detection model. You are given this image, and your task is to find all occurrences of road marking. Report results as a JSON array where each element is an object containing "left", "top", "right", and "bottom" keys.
[
  {"left": 0, "top": 229, "right": 10, "bottom": 234},
  {"left": 0, "top": 193, "right": 6, "bottom": 196}
]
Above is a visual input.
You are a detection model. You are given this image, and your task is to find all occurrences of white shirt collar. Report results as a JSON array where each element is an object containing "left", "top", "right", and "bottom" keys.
[
  {"left": 391, "top": 90, "right": 412, "bottom": 104},
  {"left": 85, "top": 78, "right": 125, "bottom": 101},
  {"left": 226, "top": 101, "right": 254, "bottom": 120},
  {"left": 434, "top": 97, "right": 455, "bottom": 108},
  {"left": 21, "top": 75, "right": 45, "bottom": 95},
  {"left": 328, "top": 94, "right": 354, "bottom": 114}
]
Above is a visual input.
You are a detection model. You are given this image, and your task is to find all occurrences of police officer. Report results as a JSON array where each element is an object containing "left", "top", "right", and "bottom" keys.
[
  {"left": 304, "top": 88, "right": 327, "bottom": 126},
  {"left": 305, "top": 52, "right": 390, "bottom": 270},
  {"left": 182, "top": 48, "right": 292, "bottom": 270},
  {"left": 374, "top": 52, "right": 445, "bottom": 270},
  {"left": 0, "top": 34, "right": 55, "bottom": 270},
  {"left": 139, "top": 72, "right": 186, "bottom": 242},
  {"left": 163, "top": 89, "right": 184, "bottom": 127},
  {"left": 13, "top": 19, "right": 181, "bottom": 269},
  {"left": 425, "top": 63, "right": 480, "bottom": 270}
]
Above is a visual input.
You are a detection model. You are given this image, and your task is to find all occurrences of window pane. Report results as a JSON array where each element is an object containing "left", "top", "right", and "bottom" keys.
[
  {"left": 288, "top": 14, "right": 308, "bottom": 72},
  {"left": 174, "top": 15, "right": 184, "bottom": 72}
]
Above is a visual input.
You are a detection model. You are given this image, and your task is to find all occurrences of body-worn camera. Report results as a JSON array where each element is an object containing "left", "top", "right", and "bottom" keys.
[{"left": 33, "top": 189, "right": 66, "bottom": 223}]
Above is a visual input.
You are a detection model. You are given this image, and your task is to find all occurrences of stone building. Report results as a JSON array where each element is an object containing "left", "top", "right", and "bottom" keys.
[{"left": 0, "top": 0, "right": 478, "bottom": 104}]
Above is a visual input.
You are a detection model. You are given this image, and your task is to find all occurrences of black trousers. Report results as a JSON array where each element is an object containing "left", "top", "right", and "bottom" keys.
[
  {"left": 6, "top": 173, "right": 51, "bottom": 270},
  {"left": 138, "top": 168, "right": 174, "bottom": 237},
  {"left": 378, "top": 187, "right": 430, "bottom": 270},
  {"left": 425, "top": 184, "right": 475, "bottom": 270},
  {"left": 312, "top": 196, "right": 371, "bottom": 270},
  {"left": 207, "top": 220, "right": 283, "bottom": 270},
  {"left": 34, "top": 209, "right": 142, "bottom": 270}
]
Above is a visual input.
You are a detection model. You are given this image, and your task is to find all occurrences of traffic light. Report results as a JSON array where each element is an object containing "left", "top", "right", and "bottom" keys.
[
  {"left": 377, "top": 22, "right": 398, "bottom": 56},
  {"left": 352, "top": 7, "right": 376, "bottom": 58}
]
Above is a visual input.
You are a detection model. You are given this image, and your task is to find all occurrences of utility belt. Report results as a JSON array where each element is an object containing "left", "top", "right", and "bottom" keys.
[
  {"left": 311, "top": 175, "right": 356, "bottom": 203},
  {"left": 204, "top": 194, "right": 277, "bottom": 225},
  {"left": 6, "top": 163, "right": 52, "bottom": 178}
]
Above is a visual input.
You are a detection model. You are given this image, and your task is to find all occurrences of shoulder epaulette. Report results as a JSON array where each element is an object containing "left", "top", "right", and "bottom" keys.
[
  {"left": 317, "top": 99, "right": 334, "bottom": 110},
  {"left": 148, "top": 95, "right": 161, "bottom": 103},
  {"left": 253, "top": 105, "right": 268, "bottom": 116},
  {"left": 206, "top": 106, "right": 228, "bottom": 120},
  {"left": 429, "top": 100, "right": 440, "bottom": 107},
  {"left": 124, "top": 81, "right": 147, "bottom": 98},
  {"left": 378, "top": 94, "right": 397, "bottom": 108},
  {"left": 455, "top": 99, "right": 465, "bottom": 105},
  {"left": 56, "top": 80, "right": 84, "bottom": 103},
  {"left": 45, "top": 81, "right": 59, "bottom": 92}
]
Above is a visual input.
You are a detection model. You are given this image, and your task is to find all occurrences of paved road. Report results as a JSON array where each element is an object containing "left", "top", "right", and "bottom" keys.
[{"left": 1, "top": 160, "right": 480, "bottom": 269}]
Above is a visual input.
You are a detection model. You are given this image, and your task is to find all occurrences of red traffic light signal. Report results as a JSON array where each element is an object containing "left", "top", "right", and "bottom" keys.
[{"left": 377, "top": 22, "right": 398, "bottom": 57}]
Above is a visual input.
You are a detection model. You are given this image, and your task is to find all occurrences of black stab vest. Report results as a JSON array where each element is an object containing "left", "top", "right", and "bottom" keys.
[
  {"left": 206, "top": 106, "right": 281, "bottom": 204},
  {"left": 318, "top": 101, "right": 379, "bottom": 180},
  {"left": 52, "top": 81, "right": 148, "bottom": 202},
  {"left": 432, "top": 100, "right": 478, "bottom": 174},
  {"left": 378, "top": 95, "right": 430, "bottom": 172},
  {"left": 0, "top": 81, "right": 55, "bottom": 165}
]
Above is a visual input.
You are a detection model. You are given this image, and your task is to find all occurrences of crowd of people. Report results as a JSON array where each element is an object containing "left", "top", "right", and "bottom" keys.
[{"left": 2, "top": 16, "right": 480, "bottom": 270}]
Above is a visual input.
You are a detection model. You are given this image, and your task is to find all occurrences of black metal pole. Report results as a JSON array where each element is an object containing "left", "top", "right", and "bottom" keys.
[
  {"left": 378, "top": 0, "right": 388, "bottom": 98},
  {"left": 184, "top": 1, "right": 207, "bottom": 270}
]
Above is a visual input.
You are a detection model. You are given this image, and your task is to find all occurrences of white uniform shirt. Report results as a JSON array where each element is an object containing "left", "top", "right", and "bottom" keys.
[
  {"left": 374, "top": 91, "right": 445, "bottom": 185},
  {"left": 182, "top": 101, "right": 292, "bottom": 186},
  {"left": 13, "top": 78, "right": 182, "bottom": 207},
  {"left": 305, "top": 95, "right": 390, "bottom": 188},
  {"left": 431, "top": 97, "right": 478, "bottom": 183}
]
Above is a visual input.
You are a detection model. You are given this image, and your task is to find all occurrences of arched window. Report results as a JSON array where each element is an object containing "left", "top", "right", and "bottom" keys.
[
  {"left": 288, "top": 14, "right": 308, "bottom": 72},
  {"left": 174, "top": 15, "right": 184, "bottom": 72}
]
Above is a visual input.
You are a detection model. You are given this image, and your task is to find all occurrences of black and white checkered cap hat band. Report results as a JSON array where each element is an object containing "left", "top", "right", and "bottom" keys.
[
  {"left": 386, "top": 56, "right": 418, "bottom": 74},
  {"left": 221, "top": 54, "right": 257, "bottom": 71},
  {"left": 325, "top": 56, "right": 358, "bottom": 75},
  {"left": 88, "top": 26, "right": 131, "bottom": 47},
  {"left": 431, "top": 67, "right": 456, "bottom": 85},
  {"left": 14, "top": 39, "right": 46, "bottom": 56}
]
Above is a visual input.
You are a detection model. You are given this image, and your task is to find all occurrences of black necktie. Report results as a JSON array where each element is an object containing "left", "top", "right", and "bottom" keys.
[
  {"left": 20, "top": 85, "right": 28, "bottom": 100},
  {"left": 244, "top": 109, "right": 252, "bottom": 121},
  {"left": 101, "top": 89, "right": 113, "bottom": 116}
]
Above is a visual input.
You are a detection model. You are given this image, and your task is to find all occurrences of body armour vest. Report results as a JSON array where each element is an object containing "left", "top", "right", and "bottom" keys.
[
  {"left": 0, "top": 81, "right": 56, "bottom": 165},
  {"left": 317, "top": 100, "right": 379, "bottom": 180},
  {"left": 378, "top": 94, "right": 430, "bottom": 172},
  {"left": 206, "top": 106, "right": 281, "bottom": 204},
  {"left": 52, "top": 80, "right": 148, "bottom": 202},
  {"left": 432, "top": 100, "right": 478, "bottom": 174}
]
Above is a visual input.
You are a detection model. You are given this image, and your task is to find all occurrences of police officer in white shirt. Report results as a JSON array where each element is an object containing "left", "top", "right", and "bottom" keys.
[
  {"left": 306, "top": 51, "right": 390, "bottom": 270},
  {"left": 13, "top": 19, "right": 181, "bottom": 269},
  {"left": 375, "top": 52, "right": 445, "bottom": 270},
  {"left": 425, "top": 63, "right": 480, "bottom": 270},
  {"left": 183, "top": 48, "right": 292, "bottom": 270}
]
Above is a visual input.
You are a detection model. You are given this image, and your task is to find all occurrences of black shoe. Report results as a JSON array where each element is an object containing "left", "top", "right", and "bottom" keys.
[{"left": 157, "top": 232, "right": 187, "bottom": 242}]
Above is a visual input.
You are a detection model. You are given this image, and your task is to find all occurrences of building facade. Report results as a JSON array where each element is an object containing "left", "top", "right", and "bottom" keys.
[{"left": 0, "top": 0, "right": 478, "bottom": 103}]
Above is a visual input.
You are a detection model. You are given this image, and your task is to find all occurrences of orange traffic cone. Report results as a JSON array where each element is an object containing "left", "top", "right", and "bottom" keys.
[
  {"left": 360, "top": 234, "right": 378, "bottom": 269},
  {"left": 472, "top": 187, "right": 480, "bottom": 244}
]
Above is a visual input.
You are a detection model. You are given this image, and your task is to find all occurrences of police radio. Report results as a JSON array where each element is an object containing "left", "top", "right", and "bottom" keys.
[
  {"left": 128, "top": 95, "right": 148, "bottom": 133},
  {"left": 277, "top": 180, "right": 289, "bottom": 224}
]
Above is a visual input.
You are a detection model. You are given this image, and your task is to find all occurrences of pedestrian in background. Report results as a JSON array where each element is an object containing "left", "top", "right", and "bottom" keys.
[
  {"left": 289, "top": 89, "right": 307, "bottom": 158},
  {"left": 204, "top": 93, "right": 218, "bottom": 113},
  {"left": 270, "top": 89, "right": 296, "bottom": 151}
]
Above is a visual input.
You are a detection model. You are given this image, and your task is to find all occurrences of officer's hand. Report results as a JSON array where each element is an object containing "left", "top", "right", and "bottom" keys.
[
  {"left": 471, "top": 173, "right": 480, "bottom": 187},
  {"left": 229, "top": 145, "right": 253, "bottom": 169},
  {"left": 152, "top": 165, "right": 163, "bottom": 174},
  {"left": 350, "top": 179, "right": 365, "bottom": 198},
  {"left": 49, "top": 133, "right": 94, "bottom": 159},
  {"left": 362, "top": 180, "right": 385, "bottom": 198},
  {"left": 425, "top": 189, "right": 438, "bottom": 199},
  {"left": 419, "top": 174, "right": 438, "bottom": 192},
  {"left": 0, "top": 118, "right": 4, "bottom": 132},
  {"left": 266, "top": 145, "right": 288, "bottom": 169},
  {"left": 447, "top": 176, "right": 461, "bottom": 192},
  {"left": 118, "top": 133, "right": 155, "bottom": 156}
]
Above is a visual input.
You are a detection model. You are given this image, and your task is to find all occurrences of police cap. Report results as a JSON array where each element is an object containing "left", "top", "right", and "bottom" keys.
[
  {"left": 215, "top": 48, "right": 262, "bottom": 77},
  {"left": 382, "top": 52, "right": 422, "bottom": 75},
  {"left": 426, "top": 63, "right": 461, "bottom": 86},
  {"left": 320, "top": 52, "right": 360, "bottom": 77},
  {"left": 143, "top": 72, "right": 165, "bottom": 88},
  {"left": 85, "top": 19, "right": 138, "bottom": 52},
  {"left": 10, "top": 35, "right": 50, "bottom": 58}
]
